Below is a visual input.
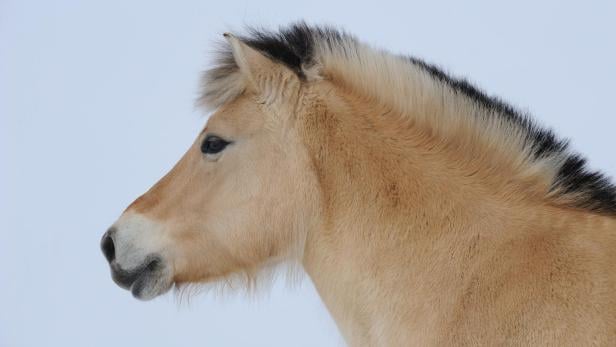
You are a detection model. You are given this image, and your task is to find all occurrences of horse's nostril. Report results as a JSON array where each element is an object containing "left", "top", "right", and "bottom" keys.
[{"left": 101, "top": 229, "right": 116, "bottom": 263}]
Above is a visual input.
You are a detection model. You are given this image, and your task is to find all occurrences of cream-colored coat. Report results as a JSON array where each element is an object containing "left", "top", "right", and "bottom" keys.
[{"left": 105, "top": 29, "right": 616, "bottom": 346}]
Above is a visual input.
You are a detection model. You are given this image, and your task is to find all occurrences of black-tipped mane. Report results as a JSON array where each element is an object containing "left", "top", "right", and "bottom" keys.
[
  {"left": 202, "top": 23, "right": 616, "bottom": 215},
  {"left": 241, "top": 25, "right": 316, "bottom": 78}
]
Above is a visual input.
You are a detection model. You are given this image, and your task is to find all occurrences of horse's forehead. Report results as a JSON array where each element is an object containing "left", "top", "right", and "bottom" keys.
[{"left": 205, "top": 96, "right": 265, "bottom": 135}]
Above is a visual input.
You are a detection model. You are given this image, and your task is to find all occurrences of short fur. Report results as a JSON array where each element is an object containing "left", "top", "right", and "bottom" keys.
[
  {"left": 200, "top": 22, "right": 616, "bottom": 215},
  {"left": 105, "top": 22, "right": 616, "bottom": 346}
]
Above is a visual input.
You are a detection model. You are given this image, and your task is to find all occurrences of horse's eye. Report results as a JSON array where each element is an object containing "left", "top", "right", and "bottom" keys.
[{"left": 201, "top": 135, "right": 230, "bottom": 155}]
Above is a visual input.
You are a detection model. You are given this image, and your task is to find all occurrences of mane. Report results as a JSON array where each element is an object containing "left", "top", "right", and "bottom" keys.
[{"left": 199, "top": 22, "right": 616, "bottom": 215}]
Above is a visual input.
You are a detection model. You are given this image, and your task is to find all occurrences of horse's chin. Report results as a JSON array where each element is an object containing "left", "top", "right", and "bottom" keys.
[
  {"left": 130, "top": 268, "right": 174, "bottom": 301},
  {"left": 107, "top": 255, "right": 174, "bottom": 301}
]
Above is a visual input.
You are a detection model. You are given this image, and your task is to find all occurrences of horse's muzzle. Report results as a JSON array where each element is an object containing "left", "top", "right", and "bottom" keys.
[{"left": 100, "top": 226, "right": 172, "bottom": 300}]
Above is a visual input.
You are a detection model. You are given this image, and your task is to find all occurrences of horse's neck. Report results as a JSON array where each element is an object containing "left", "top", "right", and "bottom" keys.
[
  {"left": 298, "top": 88, "right": 615, "bottom": 345},
  {"left": 299, "top": 91, "right": 496, "bottom": 343},
  {"left": 301, "top": 181, "right": 517, "bottom": 344}
]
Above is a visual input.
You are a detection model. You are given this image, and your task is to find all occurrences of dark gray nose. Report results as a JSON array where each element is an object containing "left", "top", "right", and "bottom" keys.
[{"left": 101, "top": 228, "right": 116, "bottom": 263}]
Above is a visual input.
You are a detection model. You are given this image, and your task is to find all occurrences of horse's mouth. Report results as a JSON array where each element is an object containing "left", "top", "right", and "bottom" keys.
[
  {"left": 108, "top": 256, "right": 173, "bottom": 300},
  {"left": 101, "top": 227, "right": 173, "bottom": 300}
]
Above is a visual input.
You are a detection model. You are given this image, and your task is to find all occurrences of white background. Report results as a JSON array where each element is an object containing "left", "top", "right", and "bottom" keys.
[{"left": 1, "top": 1, "right": 615, "bottom": 346}]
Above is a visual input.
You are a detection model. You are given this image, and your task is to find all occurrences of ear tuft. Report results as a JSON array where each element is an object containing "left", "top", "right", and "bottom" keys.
[{"left": 224, "top": 33, "right": 295, "bottom": 92}]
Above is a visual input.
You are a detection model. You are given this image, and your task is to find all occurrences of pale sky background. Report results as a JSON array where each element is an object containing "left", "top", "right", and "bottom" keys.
[{"left": 1, "top": 1, "right": 615, "bottom": 346}]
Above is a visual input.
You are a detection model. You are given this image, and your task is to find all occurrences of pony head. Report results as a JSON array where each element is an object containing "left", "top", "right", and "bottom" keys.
[{"left": 101, "top": 32, "right": 321, "bottom": 300}]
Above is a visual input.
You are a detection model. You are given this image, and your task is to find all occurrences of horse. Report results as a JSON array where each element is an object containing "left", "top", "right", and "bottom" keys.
[{"left": 101, "top": 23, "right": 616, "bottom": 345}]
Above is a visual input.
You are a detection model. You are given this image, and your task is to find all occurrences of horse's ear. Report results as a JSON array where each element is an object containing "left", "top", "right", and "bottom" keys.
[{"left": 224, "top": 33, "right": 291, "bottom": 91}]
